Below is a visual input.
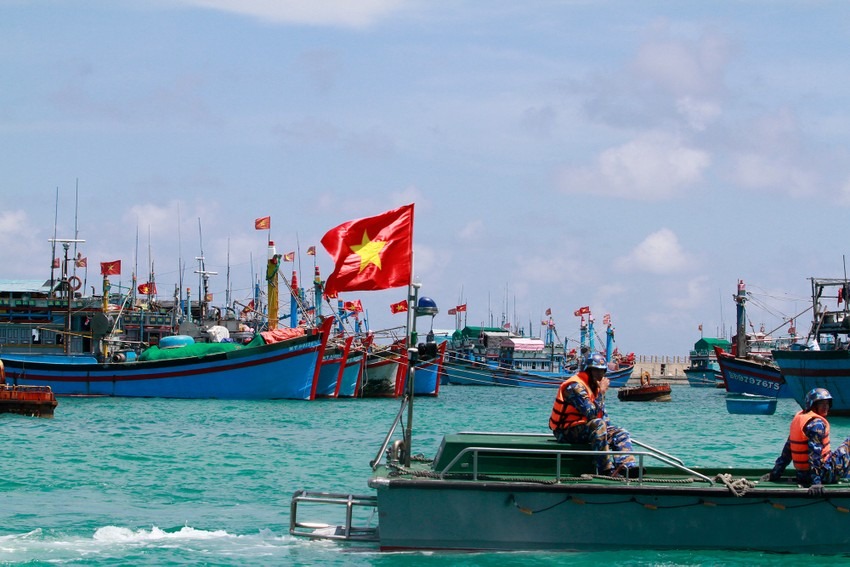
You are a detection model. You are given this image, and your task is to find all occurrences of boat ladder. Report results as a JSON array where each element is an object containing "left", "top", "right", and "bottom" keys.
[{"left": 289, "top": 490, "right": 379, "bottom": 543}]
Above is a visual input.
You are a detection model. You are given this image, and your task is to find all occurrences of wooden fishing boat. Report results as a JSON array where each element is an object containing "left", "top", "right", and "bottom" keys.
[
  {"left": 314, "top": 336, "right": 355, "bottom": 398},
  {"left": 360, "top": 344, "right": 406, "bottom": 398},
  {"left": 715, "top": 280, "right": 794, "bottom": 398},
  {"left": 0, "top": 318, "right": 334, "bottom": 400},
  {"left": 617, "top": 381, "right": 672, "bottom": 402},
  {"left": 772, "top": 277, "right": 850, "bottom": 415},
  {"left": 395, "top": 341, "right": 446, "bottom": 397}
]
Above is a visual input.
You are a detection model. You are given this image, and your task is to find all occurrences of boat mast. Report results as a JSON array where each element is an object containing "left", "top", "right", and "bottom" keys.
[
  {"left": 48, "top": 237, "right": 85, "bottom": 354},
  {"left": 735, "top": 280, "right": 747, "bottom": 357}
]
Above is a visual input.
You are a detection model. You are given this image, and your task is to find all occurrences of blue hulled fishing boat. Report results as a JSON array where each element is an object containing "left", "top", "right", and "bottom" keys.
[
  {"left": 716, "top": 279, "right": 795, "bottom": 398},
  {"left": 1, "top": 318, "right": 333, "bottom": 399},
  {"left": 773, "top": 277, "right": 850, "bottom": 415}
]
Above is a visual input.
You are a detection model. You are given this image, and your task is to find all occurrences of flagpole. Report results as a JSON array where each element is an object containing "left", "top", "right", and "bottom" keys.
[{"left": 403, "top": 263, "right": 418, "bottom": 468}]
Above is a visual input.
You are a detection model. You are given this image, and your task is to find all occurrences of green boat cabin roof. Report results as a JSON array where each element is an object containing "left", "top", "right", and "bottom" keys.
[{"left": 693, "top": 337, "right": 732, "bottom": 351}]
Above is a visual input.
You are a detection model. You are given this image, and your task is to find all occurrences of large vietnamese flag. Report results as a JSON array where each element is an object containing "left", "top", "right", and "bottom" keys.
[{"left": 321, "top": 204, "right": 413, "bottom": 296}]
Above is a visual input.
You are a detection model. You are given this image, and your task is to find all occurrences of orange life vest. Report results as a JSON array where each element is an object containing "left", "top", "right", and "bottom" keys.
[
  {"left": 549, "top": 372, "right": 602, "bottom": 431},
  {"left": 789, "top": 410, "right": 830, "bottom": 471}
]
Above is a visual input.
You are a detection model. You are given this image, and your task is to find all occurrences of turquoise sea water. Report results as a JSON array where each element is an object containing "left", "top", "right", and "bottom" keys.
[{"left": 1, "top": 385, "right": 849, "bottom": 566}]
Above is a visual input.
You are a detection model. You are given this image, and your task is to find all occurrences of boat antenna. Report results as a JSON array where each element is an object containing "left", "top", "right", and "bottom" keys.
[
  {"left": 226, "top": 236, "right": 232, "bottom": 313},
  {"left": 177, "top": 203, "right": 184, "bottom": 322},
  {"left": 73, "top": 178, "right": 79, "bottom": 279},
  {"left": 50, "top": 187, "right": 59, "bottom": 298},
  {"left": 841, "top": 254, "right": 850, "bottom": 313}
]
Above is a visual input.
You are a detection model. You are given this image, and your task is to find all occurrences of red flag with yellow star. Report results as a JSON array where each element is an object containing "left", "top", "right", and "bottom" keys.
[{"left": 321, "top": 204, "right": 413, "bottom": 296}]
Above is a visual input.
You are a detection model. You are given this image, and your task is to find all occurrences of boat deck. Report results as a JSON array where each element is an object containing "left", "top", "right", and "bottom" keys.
[{"left": 380, "top": 431, "right": 801, "bottom": 488}]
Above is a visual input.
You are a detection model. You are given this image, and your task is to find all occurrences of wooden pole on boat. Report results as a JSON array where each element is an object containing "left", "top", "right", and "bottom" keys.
[{"left": 267, "top": 240, "right": 280, "bottom": 330}]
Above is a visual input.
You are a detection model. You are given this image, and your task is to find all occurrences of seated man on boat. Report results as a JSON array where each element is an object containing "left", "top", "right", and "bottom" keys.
[
  {"left": 549, "top": 352, "right": 637, "bottom": 477},
  {"left": 767, "top": 387, "right": 850, "bottom": 495}
]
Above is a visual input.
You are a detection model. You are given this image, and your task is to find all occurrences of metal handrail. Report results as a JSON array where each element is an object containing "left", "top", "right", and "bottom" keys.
[{"left": 436, "top": 445, "right": 713, "bottom": 485}]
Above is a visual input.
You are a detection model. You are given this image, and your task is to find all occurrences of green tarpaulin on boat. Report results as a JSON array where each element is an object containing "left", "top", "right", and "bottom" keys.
[{"left": 138, "top": 341, "right": 244, "bottom": 361}]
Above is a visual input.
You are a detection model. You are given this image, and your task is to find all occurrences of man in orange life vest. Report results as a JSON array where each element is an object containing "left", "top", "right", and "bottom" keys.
[
  {"left": 549, "top": 352, "right": 636, "bottom": 476},
  {"left": 768, "top": 387, "right": 850, "bottom": 496}
]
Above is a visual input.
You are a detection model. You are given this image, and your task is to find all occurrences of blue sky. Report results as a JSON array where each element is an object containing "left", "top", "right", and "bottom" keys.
[{"left": 2, "top": 1, "right": 848, "bottom": 354}]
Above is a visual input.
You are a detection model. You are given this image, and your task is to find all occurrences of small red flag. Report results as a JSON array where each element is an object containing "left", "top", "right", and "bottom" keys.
[
  {"left": 573, "top": 306, "right": 590, "bottom": 316},
  {"left": 283, "top": 252, "right": 295, "bottom": 262},
  {"left": 75, "top": 255, "right": 87, "bottom": 268},
  {"left": 455, "top": 303, "right": 467, "bottom": 313},
  {"left": 52, "top": 257, "right": 60, "bottom": 269},
  {"left": 343, "top": 299, "right": 364, "bottom": 313},
  {"left": 100, "top": 260, "right": 121, "bottom": 276},
  {"left": 137, "top": 282, "right": 157, "bottom": 295},
  {"left": 321, "top": 204, "right": 414, "bottom": 297},
  {"left": 390, "top": 300, "right": 408, "bottom": 314},
  {"left": 254, "top": 216, "right": 271, "bottom": 230},
  {"left": 448, "top": 308, "right": 457, "bottom": 315},
  {"left": 306, "top": 246, "right": 316, "bottom": 256},
  {"left": 545, "top": 308, "right": 552, "bottom": 316}
]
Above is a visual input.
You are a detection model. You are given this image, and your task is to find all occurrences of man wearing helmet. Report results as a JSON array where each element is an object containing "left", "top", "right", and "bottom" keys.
[
  {"left": 767, "top": 387, "right": 850, "bottom": 495},
  {"left": 549, "top": 351, "right": 636, "bottom": 477}
]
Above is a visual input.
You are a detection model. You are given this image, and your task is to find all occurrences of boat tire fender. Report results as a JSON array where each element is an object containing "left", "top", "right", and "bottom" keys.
[{"left": 68, "top": 275, "right": 82, "bottom": 292}]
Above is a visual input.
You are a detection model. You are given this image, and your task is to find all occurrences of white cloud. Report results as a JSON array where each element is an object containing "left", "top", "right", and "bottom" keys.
[
  {"left": 174, "top": 0, "right": 408, "bottom": 28},
  {"left": 675, "top": 96, "right": 721, "bottom": 132},
  {"left": 615, "top": 228, "right": 693, "bottom": 274},
  {"left": 631, "top": 27, "right": 732, "bottom": 98},
  {"left": 730, "top": 153, "right": 817, "bottom": 198},
  {"left": 558, "top": 132, "right": 710, "bottom": 200},
  {"left": 666, "top": 275, "right": 710, "bottom": 311},
  {"left": 458, "top": 220, "right": 484, "bottom": 241}
]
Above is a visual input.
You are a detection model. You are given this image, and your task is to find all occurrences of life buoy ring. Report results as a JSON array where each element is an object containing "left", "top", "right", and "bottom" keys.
[
  {"left": 159, "top": 335, "right": 195, "bottom": 349},
  {"left": 68, "top": 276, "right": 82, "bottom": 292}
]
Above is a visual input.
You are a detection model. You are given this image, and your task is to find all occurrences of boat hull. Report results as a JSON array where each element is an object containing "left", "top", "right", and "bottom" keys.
[
  {"left": 361, "top": 351, "right": 404, "bottom": 398},
  {"left": 371, "top": 479, "right": 850, "bottom": 552},
  {"left": 617, "top": 383, "right": 672, "bottom": 402},
  {"left": 443, "top": 355, "right": 496, "bottom": 386},
  {"left": 725, "top": 393, "right": 778, "bottom": 415},
  {"left": 336, "top": 351, "right": 365, "bottom": 398},
  {"left": 772, "top": 349, "right": 850, "bottom": 415},
  {"left": 606, "top": 365, "right": 633, "bottom": 388},
  {"left": 397, "top": 342, "right": 446, "bottom": 396},
  {"left": 717, "top": 352, "right": 790, "bottom": 398},
  {"left": 0, "top": 332, "right": 324, "bottom": 400},
  {"left": 683, "top": 366, "right": 720, "bottom": 387}
]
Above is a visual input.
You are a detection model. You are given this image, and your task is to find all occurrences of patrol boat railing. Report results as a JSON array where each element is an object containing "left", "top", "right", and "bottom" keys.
[
  {"left": 436, "top": 432, "right": 711, "bottom": 485},
  {"left": 289, "top": 490, "right": 378, "bottom": 542}
]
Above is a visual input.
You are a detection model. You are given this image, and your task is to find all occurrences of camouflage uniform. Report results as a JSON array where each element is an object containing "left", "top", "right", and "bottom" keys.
[
  {"left": 771, "top": 418, "right": 850, "bottom": 485},
  {"left": 553, "top": 380, "right": 636, "bottom": 474}
]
